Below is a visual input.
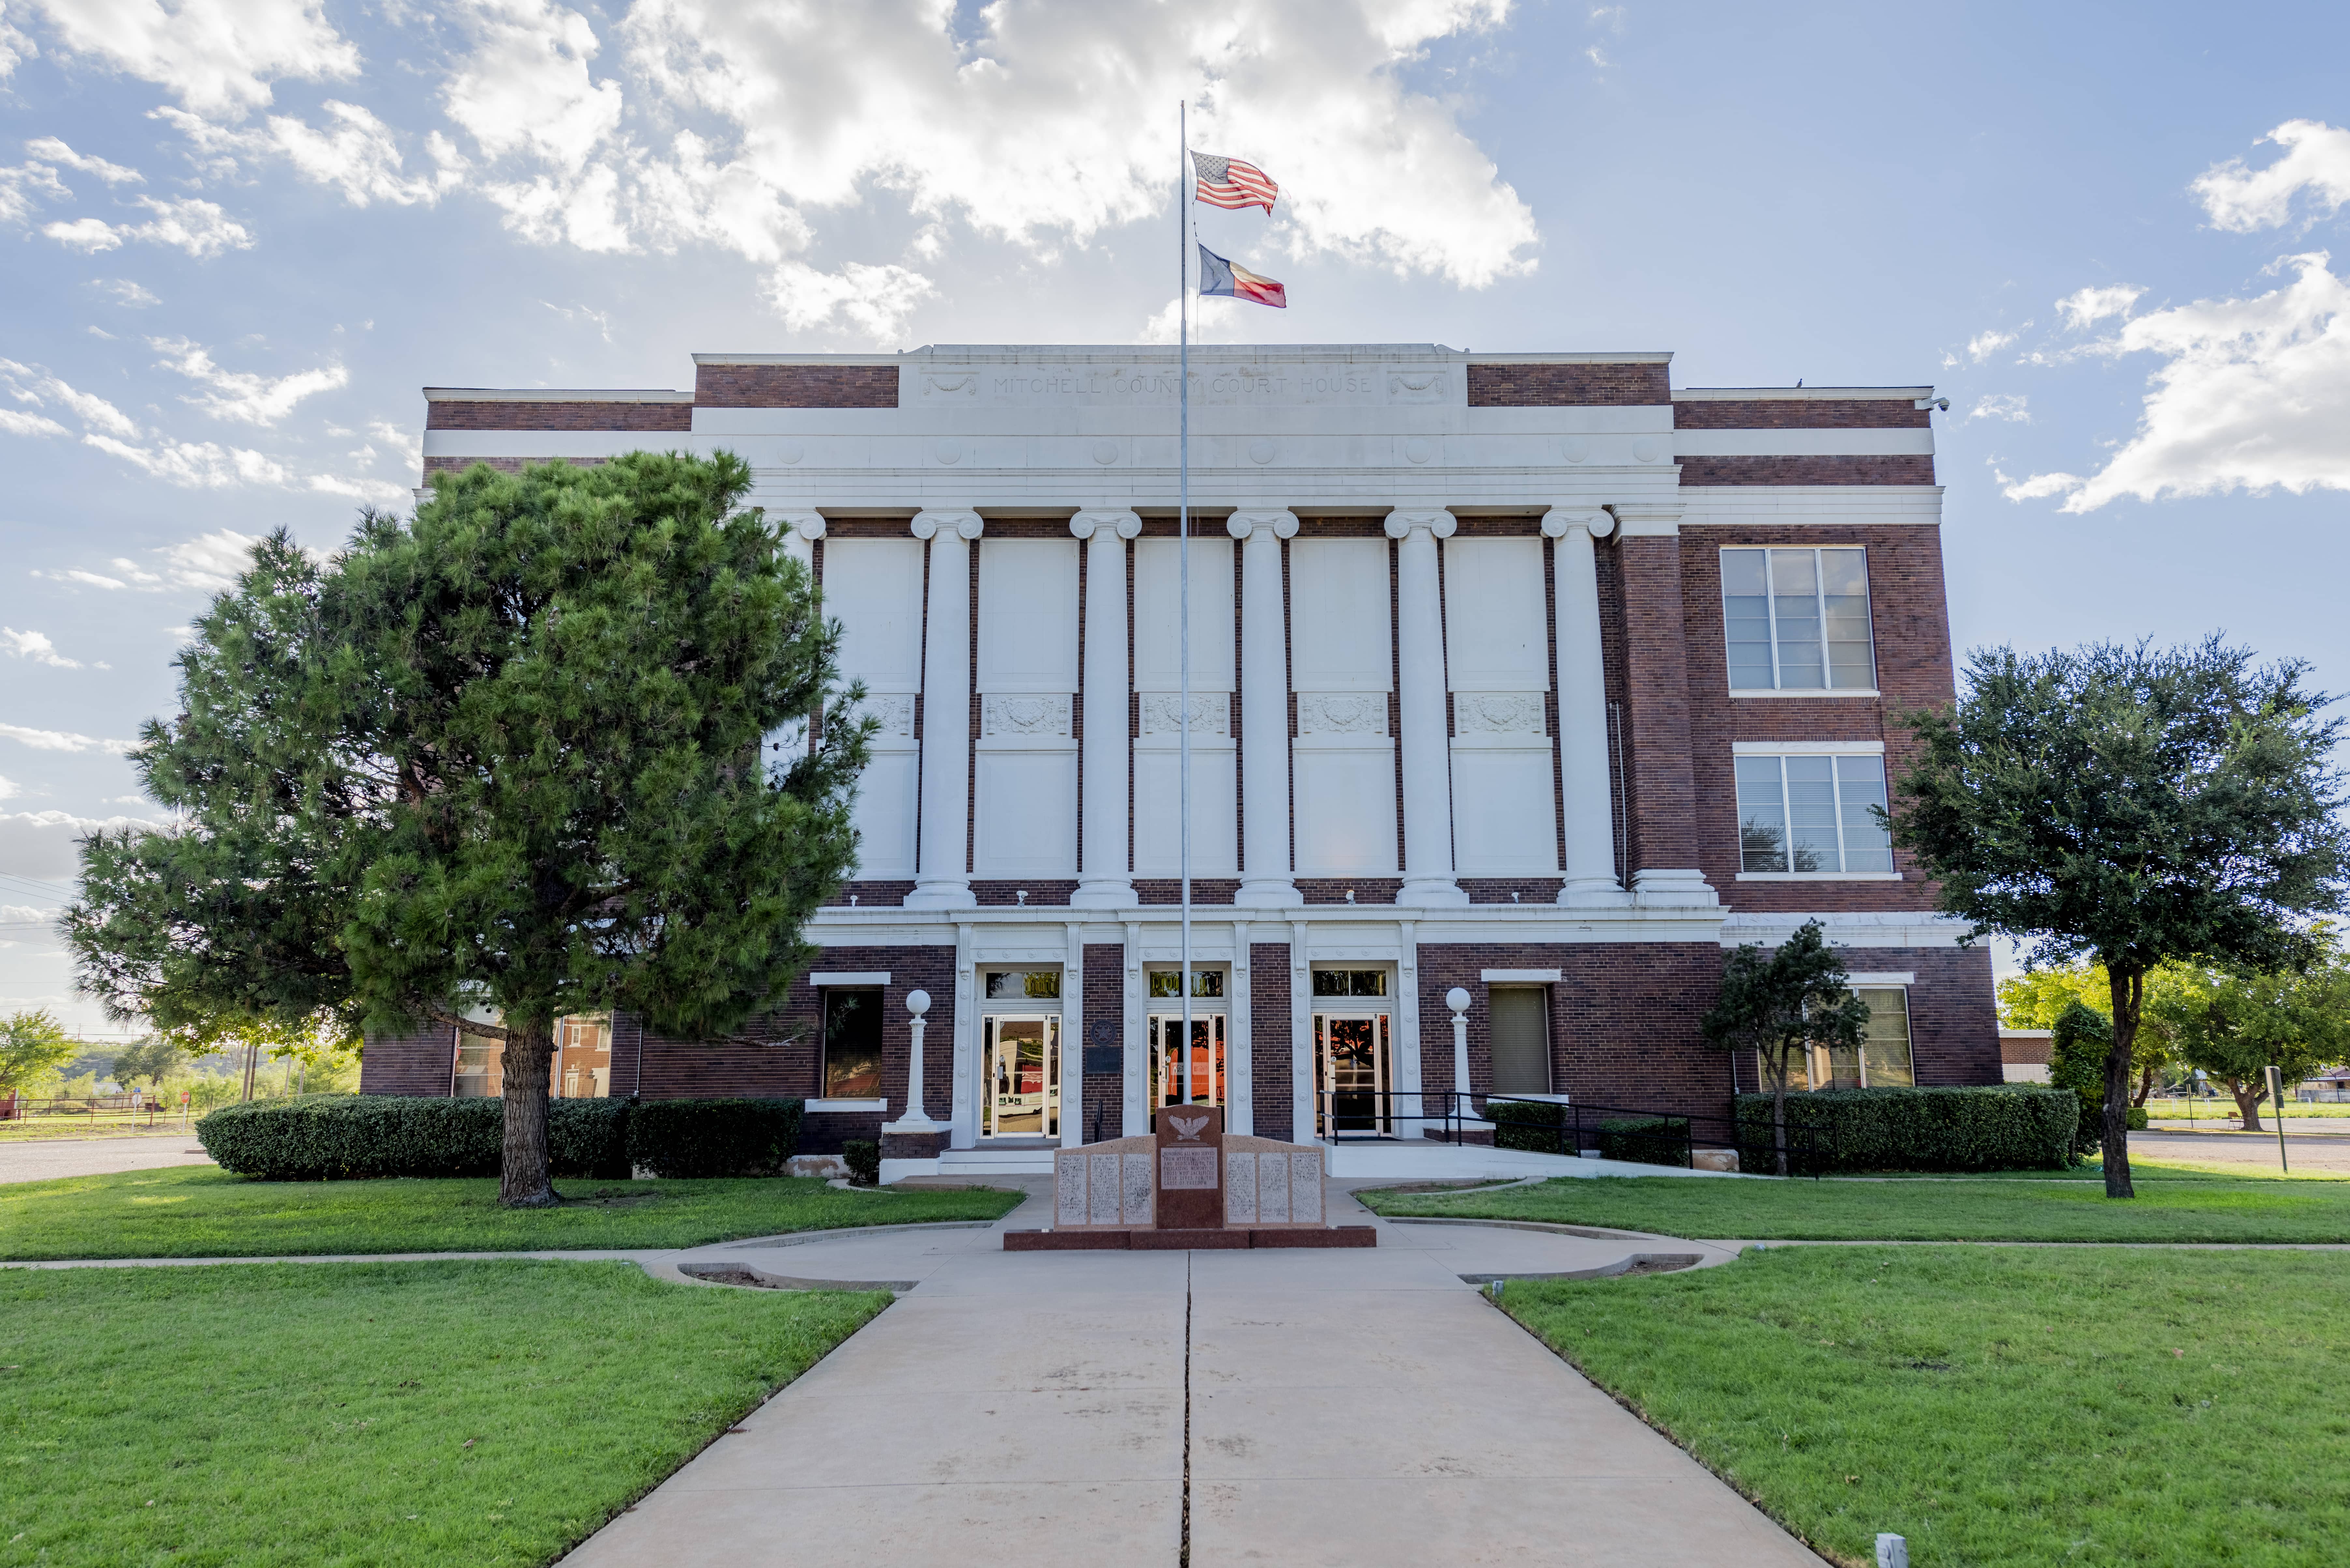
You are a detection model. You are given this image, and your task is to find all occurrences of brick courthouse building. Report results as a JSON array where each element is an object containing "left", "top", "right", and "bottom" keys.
[{"left": 360, "top": 344, "right": 1999, "bottom": 1178}]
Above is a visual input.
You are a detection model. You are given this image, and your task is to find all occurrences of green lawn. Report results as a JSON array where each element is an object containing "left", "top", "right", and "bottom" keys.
[
  {"left": 0, "top": 1260, "right": 885, "bottom": 1567},
  {"left": 0, "top": 1166, "right": 1024, "bottom": 1261},
  {"left": 1504, "top": 1247, "right": 2350, "bottom": 1567},
  {"left": 1360, "top": 1170, "right": 2350, "bottom": 1241}
]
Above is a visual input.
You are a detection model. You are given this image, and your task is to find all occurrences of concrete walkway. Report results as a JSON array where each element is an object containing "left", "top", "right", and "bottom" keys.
[
  {"left": 556, "top": 1186, "right": 1824, "bottom": 1568},
  {"left": 0, "top": 1136, "right": 214, "bottom": 1184}
]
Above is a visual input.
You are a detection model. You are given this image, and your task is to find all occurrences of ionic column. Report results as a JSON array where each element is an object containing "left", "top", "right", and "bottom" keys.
[
  {"left": 1229, "top": 508, "right": 1300, "bottom": 907},
  {"left": 1385, "top": 510, "right": 1467, "bottom": 907},
  {"left": 1546, "top": 510, "right": 1629, "bottom": 905},
  {"left": 1071, "top": 510, "right": 1140, "bottom": 907},
  {"left": 908, "top": 510, "right": 981, "bottom": 909}
]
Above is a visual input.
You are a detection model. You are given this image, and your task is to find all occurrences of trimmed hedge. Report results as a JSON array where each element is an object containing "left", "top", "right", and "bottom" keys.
[
  {"left": 841, "top": 1139, "right": 880, "bottom": 1187},
  {"left": 1483, "top": 1098, "right": 1571, "bottom": 1155},
  {"left": 197, "top": 1094, "right": 801, "bottom": 1181},
  {"left": 625, "top": 1097, "right": 803, "bottom": 1179},
  {"left": 1598, "top": 1117, "right": 1692, "bottom": 1169},
  {"left": 1734, "top": 1085, "right": 2075, "bottom": 1174}
]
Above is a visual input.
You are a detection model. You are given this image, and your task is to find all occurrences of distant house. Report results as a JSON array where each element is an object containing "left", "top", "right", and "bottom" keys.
[
  {"left": 2000, "top": 1028, "right": 2053, "bottom": 1084},
  {"left": 2300, "top": 1065, "right": 2350, "bottom": 1103}
]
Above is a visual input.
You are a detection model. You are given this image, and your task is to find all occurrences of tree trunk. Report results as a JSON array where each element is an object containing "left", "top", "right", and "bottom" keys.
[
  {"left": 2226, "top": 1076, "right": 2266, "bottom": 1133},
  {"left": 2132, "top": 1063, "right": 2155, "bottom": 1108},
  {"left": 499, "top": 1017, "right": 560, "bottom": 1209},
  {"left": 1769, "top": 1049, "right": 1791, "bottom": 1179},
  {"left": 2101, "top": 966, "right": 2141, "bottom": 1199}
]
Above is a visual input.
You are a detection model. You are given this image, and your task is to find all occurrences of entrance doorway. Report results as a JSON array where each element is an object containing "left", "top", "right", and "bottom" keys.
[
  {"left": 1314, "top": 1011, "right": 1392, "bottom": 1136},
  {"left": 983, "top": 1016, "right": 1061, "bottom": 1138},
  {"left": 1149, "top": 1012, "right": 1227, "bottom": 1108}
]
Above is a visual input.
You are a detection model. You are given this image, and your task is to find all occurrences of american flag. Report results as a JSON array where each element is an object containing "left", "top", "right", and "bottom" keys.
[{"left": 1191, "top": 151, "right": 1278, "bottom": 213}]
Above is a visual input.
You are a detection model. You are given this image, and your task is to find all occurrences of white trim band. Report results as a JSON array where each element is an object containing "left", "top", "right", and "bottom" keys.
[
  {"left": 809, "top": 971, "right": 891, "bottom": 986},
  {"left": 1480, "top": 968, "right": 1563, "bottom": 983},
  {"left": 1731, "top": 739, "right": 1885, "bottom": 754}
]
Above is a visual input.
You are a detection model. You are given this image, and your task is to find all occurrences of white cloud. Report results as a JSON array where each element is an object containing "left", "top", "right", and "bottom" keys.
[
  {"left": 2193, "top": 120, "right": 2350, "bottom": 234},
  {"left": 0, "top": 158, "right": 70, "bottom": 222},
  {"left": 154, "top": 99, "right": 463, "bottom": 207},
  {"left": 766, "top": 259, "right": 938, "bottom": 343},
  {"left": 24, "top": 135, "right": 141, "bottom": 183},
  {"left": 156, "top": 527, "right": 262, "bottom": 589},
  {"left": 1966, "top": 393, "right": 2030, "bottom": 423},
  {"left": 46, "top": 195, "right": 254, "bottom": 258},
  {"left": 84, "top": 433, "right": 290, "bottom": 489},
  {"left": 2057, "top": 283, "right": 2144, "bottom": 332},
  {"left": 1963, "top": 326, "right": 2021, "bottom": 362},
  {"left": 49, "top": 568, "right": 128, "bottom": 589},
  {"left": 93, "top": 278, "right": 159, "bottom": 306},
  {"left": 149, "top": 337, "right": 347, "bottom": 425},
  {"left": 0, "top": 356, "right": 141, "bottom": 436},
  {"left": 1, "top": 628, "right": 79, "bottom": 667},
  {"left": 368, "top": 418, "right": 422, "bottom": 472},
  {"left": 308, "top": 472, "right": 411, "bottom": 504},
  {"left": 0, "top": 721, "right": 115, "bottom": 752},
  {"left": 0, "top": 784, "right": 16, "bottom": 807},
  {"left": 2009, "top": 252, "right": 2350, "bottom": 514},
  {"left": 619, "top": 0, "right": 1534, "bottom": 291},
  {"left": 0, "top": 905, "right": 45, "bottom": 924},
  {"left": 19, "top": 0, "right": 360, "bottom": 117},
  {"left": 0, "top": 408, "right": 69, "bottom": 437},
  {"left": 445, "top": 0, "right": 623, "bottom": 173}
]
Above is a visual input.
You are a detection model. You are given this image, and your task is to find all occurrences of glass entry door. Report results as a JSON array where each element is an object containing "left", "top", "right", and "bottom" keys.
[
  {"left": 1150, "top": 1013, "right": 1227, "bottom": 1108},
  {"left": 1314, "top": 1012, "right": 1391, "bottom": 1136},
  {"left": 983, "top": 1016, "right": 1061, "bottom": 1138}
]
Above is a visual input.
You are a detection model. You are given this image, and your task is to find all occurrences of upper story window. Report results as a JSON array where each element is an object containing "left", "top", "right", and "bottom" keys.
[
  {"left": 1722, "top": 548, "right": 1876, "bottom": 692},
  {"left": 984, "top": 969, "right": 1061, "bottom": 1002},
  {"left": 1735, "top": 751, "right": 1893, "bottom": 876},
  {"left": 1148, "top": 968, "right": 1224, "bottom": 999}
]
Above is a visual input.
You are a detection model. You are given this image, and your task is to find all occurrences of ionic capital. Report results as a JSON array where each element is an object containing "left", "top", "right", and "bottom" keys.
[
  {"left": 1382, "top": 509, "right": 1457, "bottom": 541},
  {"left": 1540, "top": 508, "right": 1617, "bottom": 540},
  {"left": 1070, "top": 509, "right": 1143, "bottom": 541},
  {"left": 776, "top": 512, "right": 826, "bottom": 542},
  {"left": 912, "top": 509, "right": 984, "bottom": 541},
  {"left": 1226, "top": 508, "right": 1300, "bottom": 541}
]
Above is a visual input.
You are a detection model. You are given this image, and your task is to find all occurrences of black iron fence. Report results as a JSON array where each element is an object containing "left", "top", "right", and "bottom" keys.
[{"left": 1312, "top": 1089, "right": 1834, "bottom": 1178}]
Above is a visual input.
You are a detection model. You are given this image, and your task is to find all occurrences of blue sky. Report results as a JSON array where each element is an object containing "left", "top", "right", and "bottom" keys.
[{"left": 3, "top": 0, "right": 2347, "bottom": 1033}]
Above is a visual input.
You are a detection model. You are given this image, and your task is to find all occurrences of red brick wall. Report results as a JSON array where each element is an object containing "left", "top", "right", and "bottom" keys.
[
  {"left": 633, "top": 944, "right": 954, "bottom": 1153},
  {"left": 1466, "top": 363, "right": 1670, "bottom": 406},
  {"left": 693, "top": 364, "right": 898, "bottom": 408},
  {"left": 1673, "top": 399, "right": 1928, "bottom": 429},
  {"left": 358, "top": 1024, "right": 455, "bottom": 1095},
  {"left": 1678, "top": 524, "right": 1957, "bottom": 913},
  {"left": 1083, "top": 941, "right": 1125, "bottom": 1143},
  {"left": 425, "top": 401, "right": 691, "bottom": 431},
  {"left": 1251, "top": 942, "right": 1293, "bottom": 1141},
  {"left": 423, "top": 455, "right": 610, "bottom": 476},
  {"left": 1415, "top": 941, "right": 1735, "bottom": 1120},
  {"left": 1679, "top": 456, "right": 1937, "bottom": 485},
  {"left": 1613, "top": 535, "right": 1700, "bottom": 872}
]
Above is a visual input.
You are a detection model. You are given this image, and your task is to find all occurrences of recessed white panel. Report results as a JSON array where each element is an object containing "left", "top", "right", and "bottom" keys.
[
  {"left": 850, "top": 750, "right": 919, "bottom": 877},
  {"left": 824, "top": 538, "right": 926, "bottom": 694},
  {"left": 1443, "top": 537, "right": 1549, "bottom": 692},
  {"left": 1289, "top": 538, "right": 1391, "bottom": 693},
  {"left": 1133, "top": 747, "right": 1238, "bottom": 875},
  {"left": 1451, "top": 749, "right": 1561, "bottom": 875},
  {"left": 1133, "top": 537, "right": 1235, "bottom": 692},
  {"left": 977, "top": 537, "right": 1078, "bottom": 693},
  {"left": 1292, "top": 746, "right": 1400, "bottom": 874},
  {"left": 973, "top": 750, "right": 1078, "bottom": 874}
]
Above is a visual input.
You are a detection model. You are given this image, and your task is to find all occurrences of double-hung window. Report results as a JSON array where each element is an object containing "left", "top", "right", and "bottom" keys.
[
  {"left": 1735, "top": 748, "right": 1893, "bottom": 875},
  {"left": 1722, "top": 547, "right": 1876, "bottom": 692}
]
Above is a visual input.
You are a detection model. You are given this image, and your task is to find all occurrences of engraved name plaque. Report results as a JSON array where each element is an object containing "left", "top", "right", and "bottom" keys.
[{"left": 1159, "top": 1146, "right": 1218, "bottom": 1190}]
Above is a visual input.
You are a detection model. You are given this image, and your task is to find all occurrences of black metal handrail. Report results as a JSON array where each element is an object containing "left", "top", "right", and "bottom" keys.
[{"left": 1314, "top": 1089, "right": 1834, "bottom": 1178}]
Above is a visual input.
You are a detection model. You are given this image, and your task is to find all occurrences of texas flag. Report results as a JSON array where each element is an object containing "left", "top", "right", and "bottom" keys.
[{"left": 1197, "top": 244, "right": 1287, "bottom": 309}]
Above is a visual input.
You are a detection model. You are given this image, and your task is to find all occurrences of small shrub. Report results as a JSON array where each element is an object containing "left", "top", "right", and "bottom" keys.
[
  {"left": 841, "top": 1139, "right": 880, "bottom": 1187},
  {"left": 2048, "top": 1001, "right": 2113, "bottom": 1156},
  {"left": 1598, "top": 1116, "right": 1692, "bottom": 1168},
  {"left": 1482, "top": 1099, "right": 1571, "bottom": 1155},
  {"left": 1735, "top": 1085, "right": 2075, "bottom": 1174},
  {"left": 625, "top": 1098, "right": 803, "bottom": 1178},
  {"left": 197, "top": 1094, "right": 631, "bottom": 1181}
]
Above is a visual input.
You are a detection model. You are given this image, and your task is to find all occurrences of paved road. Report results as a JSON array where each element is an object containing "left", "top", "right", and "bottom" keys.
[
  {"left": 557, "top": 1188, "right": 1820, "bottom": 1568},
  {"left": 2136, "top": 1127, "right": 2350, "bottom": 1175},
  {"left": 0, "top": 1137, "right": 214, "bottom": 1185}
]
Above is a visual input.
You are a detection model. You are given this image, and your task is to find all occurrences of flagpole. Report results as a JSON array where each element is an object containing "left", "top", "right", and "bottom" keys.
[{"left": 1177, "top": 99, "right": 1195, "bottom": 1107}]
